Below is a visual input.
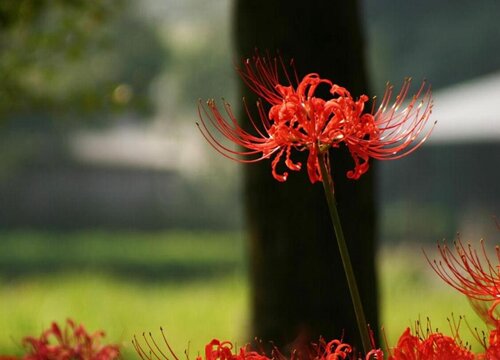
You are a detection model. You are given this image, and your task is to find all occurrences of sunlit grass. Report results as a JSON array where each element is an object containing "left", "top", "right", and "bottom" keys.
[
  {"left": 0, "top": 272, "right": 248, "bottom": 359},
  {"left": 0, "top": 231, "right": 248, "bottom": 359},
  {"left": 0, "top": 231, "right": 492, "bottom": 358}
]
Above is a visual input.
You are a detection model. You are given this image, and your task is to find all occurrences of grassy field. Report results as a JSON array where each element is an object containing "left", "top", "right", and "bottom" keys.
[
  {"left": 0, "top": 231, "right": 249, "bottom": 359},
  {"left": 0, "top": 231, "right": 490, "bottom": 358}
]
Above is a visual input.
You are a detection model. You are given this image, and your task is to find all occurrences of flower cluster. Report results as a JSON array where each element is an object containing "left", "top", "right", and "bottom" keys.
[
  {"left": 133, "top": 329, "right": 383, "bottom": 360},
  {"left": 198, "top": 54, "right": 434, "bottom": 183},
  {"left": 1, "top": 319, "right": 119, "bottom": 360},
  {"left": 130, "top": 238, "right": 500, "bottom": 360},
  {"left": 387, "top": 327, "right": 474, "bottom": 360},
  {"left": 200, "top": 338, "right": 384, "bottom": 360}
]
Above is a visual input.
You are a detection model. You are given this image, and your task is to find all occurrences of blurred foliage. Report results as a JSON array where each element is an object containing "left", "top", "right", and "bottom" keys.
[
  {"left": 365, "top": 0, "right": 500, "bottom": 93},
  {"left": 0, "top": 0, "right": 166, "bottom": 123},
  {"left": 0, "top": 0, "right": 243, "bottom": 232},
  {"left": 148, "top": 0, "right": 236, "bottom": 122}
]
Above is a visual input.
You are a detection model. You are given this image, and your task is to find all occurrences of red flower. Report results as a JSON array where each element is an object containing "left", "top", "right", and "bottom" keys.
[
  {"left": 134, "top": 332, "right": 270, "bottom": 360},
  {"left": 133, "top": 331, "right": 382, "bottom": 360},
  {"left": 310, "top": 338, "right": 354, "bottom": 360},
  {"left": 22, "top": 319, "right": 119, "bottom": 360},
  {"left": 200, "top": 338, "right": 383, "bottom": 360},
  {"left": 474, "top": 328, "right": 500, "bottom": 360},
  {"left": 198, "top": 54, "right": 433, "bottom": 183},
  {"left": 388, "top": 327, "right": 474, "bottom": 360},
  {"left": 311, "top": 338, "right": 383, "bottom": 360},
  {"left": 203, "top": 339, "right": 270, "bottom": 360},
  {"left": 426, "top": 239, "right": 500, "bottom": 327}
]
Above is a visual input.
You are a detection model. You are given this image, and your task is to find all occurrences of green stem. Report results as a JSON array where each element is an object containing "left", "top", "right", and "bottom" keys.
[{"left": 317, "top": 152, "right": 371, "bottom": 354}]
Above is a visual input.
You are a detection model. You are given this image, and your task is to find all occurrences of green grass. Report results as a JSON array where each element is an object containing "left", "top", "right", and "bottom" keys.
[
  {"left": 0, "top": 231, "right": 492, "bottom": 358},
  {"left": 0, "top": 272, "right": 248, "bottom": 359},
  {"left": 0, "top": 231, "right": 248, "bottom": 359}
]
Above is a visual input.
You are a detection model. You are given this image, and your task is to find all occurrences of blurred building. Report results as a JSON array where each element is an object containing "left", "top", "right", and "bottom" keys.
[
  {"left": 378, "top": 72, "right": 500, "bottom": 243},
  {"left": 0, "top": 118, "right": 241, "bottom": 230}
]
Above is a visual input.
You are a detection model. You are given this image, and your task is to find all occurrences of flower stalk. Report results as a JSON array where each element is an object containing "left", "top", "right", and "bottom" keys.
[
  {"left": 317, "top": 152, "right": 371, "bottom": 354},
  {"left": 198, "top": 52, "right": 434, "bottom": 355}
]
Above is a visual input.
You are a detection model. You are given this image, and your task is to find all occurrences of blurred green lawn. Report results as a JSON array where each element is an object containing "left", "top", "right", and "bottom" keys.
[{"left": 0, "top": 231, "right": 488, "bottom": 358}]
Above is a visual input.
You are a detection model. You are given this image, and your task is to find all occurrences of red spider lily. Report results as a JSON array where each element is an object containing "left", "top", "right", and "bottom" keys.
[
  {"left": 133, "top": 330, "right": 382, "bottom": 360},
  {"left": 473, "top": 327, "right": 500, "bottom": 359},
  {"left": 484, "top": 328, "right": 500, "bottom": 359},
  {"left": 310, "top": 338, "right": 383, "bottom": 360},
  {"left": 133, "top": 331, "right": 271, "bottom": 360},
  {"left": 198, "top": 54, "right": 434, "bottom": 183},
  {"left": 22, "top": 319, "right": 119, "bottom": 360},
  {"left": 387, "top": 327, "right": 474, "bottom": 360},
  {"left": 426, "top": 239, "right": 500, "bottom": 326},
  {"left": 203, "top": 339, "right": 269, "bottom": 360},
  {"left": 200, "top": 337, "right": 385, "bottom": 360}
]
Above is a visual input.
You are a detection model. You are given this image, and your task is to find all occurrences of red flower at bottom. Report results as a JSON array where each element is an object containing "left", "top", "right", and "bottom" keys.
[
  {"left": 22, "top": 319, "right": 119, "bottom": 360},
  {"left": 133, "top": 330, "right": 382, "bottom": 360},
  {"left": 388, "top": 327, "right": 474, "bottom": 360},
  {"left": 486, "top": 329, "right": 500, "bottom": 359},
  {"left": 203, "top": 339, "right": 270, "bottom": 360}
]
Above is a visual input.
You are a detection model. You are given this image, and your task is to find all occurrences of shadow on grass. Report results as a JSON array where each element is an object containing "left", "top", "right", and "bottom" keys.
[
  {"left": 0, "top": 230, "right": 245, "bottom": 283},
  {"left": 0, "top": 260, "right": 242, "bottom": 283}
]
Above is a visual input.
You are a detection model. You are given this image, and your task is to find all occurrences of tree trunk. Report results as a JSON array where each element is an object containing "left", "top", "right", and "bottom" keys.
[{"left": 233, "top": 0, "right": 378, "bottom": 352}]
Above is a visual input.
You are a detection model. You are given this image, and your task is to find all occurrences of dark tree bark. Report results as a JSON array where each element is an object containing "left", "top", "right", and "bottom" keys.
[{"left": 233, "top": 0, "right": 378, "bottom": 352}]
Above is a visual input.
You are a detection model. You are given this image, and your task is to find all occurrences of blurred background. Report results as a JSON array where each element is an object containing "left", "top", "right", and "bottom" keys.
[{"left": 0, "top": 0, "right": 499, "bottom": 358}]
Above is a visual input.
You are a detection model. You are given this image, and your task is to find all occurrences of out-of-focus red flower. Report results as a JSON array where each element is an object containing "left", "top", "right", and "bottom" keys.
[
  {"left": 198, "top": 54, "right": 433, "bottom": 183},
  {"left": 426, "top": 239, "right": 500, "bottom": 327},
  {"left": 201, "top": 339, "right": 384, "bottom": 360},
  {"left": 388, "top": 327, "right": 474, "bottom": 360},
  {"left": 309, "top": 338, "right": 353, "bottom": 359},
  {"left": 134, "top": 332, "right": 271, "bottom": 360},
  {"left": 133, "top": 331, "right": 382, "bottom": 360},
  {"left": 22, "top": 319, "right": 119, "bottom": 360},
  {"left": 199, "top": 338, "right": 383, "bottom": 360},
  {"left": 472, "top": 326, "right": 500, "bottom": 359},
  {"left": 202, "top": 339, "right": 270, "bottom": 360},
  {"left": 310, "top": 336, "right": 383, "bottom": 360},
  {"left": 480, "top": 328, "right": 500, "bottom": 359}
]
